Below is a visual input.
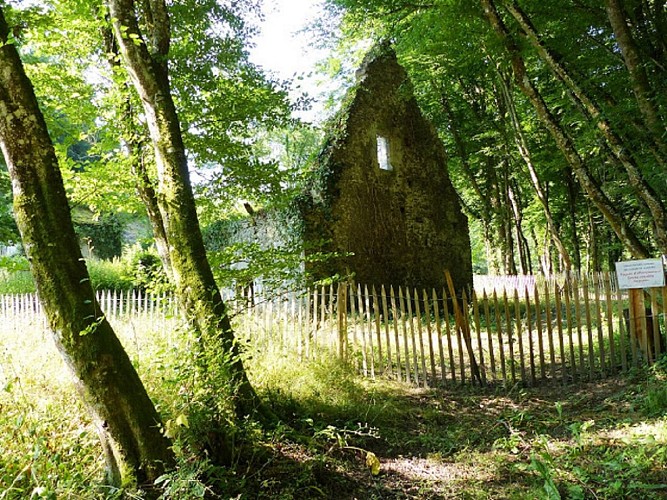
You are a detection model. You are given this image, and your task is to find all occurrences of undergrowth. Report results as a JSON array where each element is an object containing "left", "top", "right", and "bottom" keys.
[
  {"left": 0, "top": 247, "right": 168, "bottom": 294},
  {"left": 1, "top": 311, "right": 666, "bottom": 499}
]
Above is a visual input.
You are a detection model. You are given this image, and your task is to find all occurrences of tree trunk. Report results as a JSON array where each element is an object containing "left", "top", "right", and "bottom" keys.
[
  {"left": 502, "top": 0, "right": 667, "bottom": 255},
  {"left": 132, "top": 144, "right": 174, "bottom": 279},
  {"left": 101, "top": 24, "right": 173, "bottom": 279},
  {"left": 440, "top": 90, "right": 493, "bottom": 221},
  {"left": 104, "top": 0, "right": 263, "bottom": 424},
  {"left": 440, "top": 89, "right": 502, "bottom": 272},
  {"left": 604, "top": 0, "right": 667, "bottom": 158},
  {"left": 480, "top": 0, "right": 651, "bottom": 259},
  {"left": 587, "top": 204, "right": 601, "bottom": 274},
  {"left": 565, "top": 169, "right": 582, "bottom": 271},
  {"left": 508, "top": 180, "right": 531, "bottom": 274},
  {"left": 499, "top": 162, "right": 517, "bottom": 274},
  {"left": 0, "top": 8, "right": 174, "bottom": 487},
  {"left": 497, "top": 69, "right": 572, "bottom": 270}
]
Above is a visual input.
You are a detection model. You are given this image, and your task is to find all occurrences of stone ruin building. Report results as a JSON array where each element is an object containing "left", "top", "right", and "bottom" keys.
[{"left": 299, "top": 44, "right": 472, "bottom": 293}]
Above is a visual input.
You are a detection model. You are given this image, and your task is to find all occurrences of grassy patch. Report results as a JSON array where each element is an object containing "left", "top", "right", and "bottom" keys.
[{"left": 1, "top": 310, "right": 667, "bottom": 498}]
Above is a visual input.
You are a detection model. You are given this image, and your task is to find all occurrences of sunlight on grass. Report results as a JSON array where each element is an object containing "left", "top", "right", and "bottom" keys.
[{"left": 2, "top": 307, "right": 667, "bottom": 498}]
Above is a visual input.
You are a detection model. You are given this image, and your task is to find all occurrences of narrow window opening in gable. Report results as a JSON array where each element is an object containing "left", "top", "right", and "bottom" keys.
[{"left": 376, "top": 136, "right": 393, "bottom": 171}]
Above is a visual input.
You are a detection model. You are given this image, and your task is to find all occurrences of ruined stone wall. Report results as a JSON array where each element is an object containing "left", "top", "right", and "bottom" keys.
[{"left": 304, "top": 47, "right": 472, "bottom": 293}]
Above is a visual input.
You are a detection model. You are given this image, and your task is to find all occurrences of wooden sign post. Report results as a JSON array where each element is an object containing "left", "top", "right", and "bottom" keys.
[{"left": 615, "top": 258, "right": 665, "bottom": 362}]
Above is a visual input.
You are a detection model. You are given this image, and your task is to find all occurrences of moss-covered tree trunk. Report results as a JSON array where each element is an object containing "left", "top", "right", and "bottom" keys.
[
  {"left": 0, "top": 8, "right": 173, "bottom": 487},
  {"left": 104, "top": 0, "right": 262, "bottom": 424}
]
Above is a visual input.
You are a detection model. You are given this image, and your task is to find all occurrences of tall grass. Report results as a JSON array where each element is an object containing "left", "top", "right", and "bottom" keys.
[
  {"left": 0, "top": 269, "right": 35, "bottom": 294},
  {"left": 0, "top": 256, "right": 140, "bottom": 294},
  {"left": 2, "top": 303, "right": 667, "bottom": 498}
]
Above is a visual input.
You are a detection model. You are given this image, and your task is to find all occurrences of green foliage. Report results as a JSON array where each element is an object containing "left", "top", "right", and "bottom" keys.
[
  {"left": 207, "top": 242, "right": 306, "bottom": 291},
  {"left": 73, "top": 212, "right": 124, "bottom": 261},
  {"left": 0, "top": 272, "right": 35, "bottom": 294},
  {"left": 202, "top": 204, "right": 348, "bottom": 296},
  {"left": 163, "top": 347, "right": 240, "bottom": 468},
  {"left": 0, "top": 247, "right": 174, "bottom": 293},
  {"left": 0, "top": 256, "right": 34, "bottom": 294},
  {"left": 324, "top": 0, "right": 667, "bottom": 271},
  {"left": 121, "top": 244, "right": 171, "bottom": 294},
  {"left": 641, "top": 358, "right": 667, "bottom": 416},
  {"left": 0, "top": 163, "right": 18, "bottom": 245},
  {"left": 0, "top": 255, "right": 28, "bottom": 273},
  {"left": 85, "top": 258, "right": 133, "bottom": 291}
]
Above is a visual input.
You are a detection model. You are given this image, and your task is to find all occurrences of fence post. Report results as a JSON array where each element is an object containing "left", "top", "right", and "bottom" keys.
[
  {"left": 381, "top": 285, "right": 392, "bottom": 377},
  {"left": 405, "top": 287, "right": 420, "bottom": 386},
  {"left": 471, "top": 290, "right": 486, "bottom": 386},
  {"left": 442, "top": 287, "right": 457, "bottom": 383},
  {"left": 397, "top": 287, "right": 412, "bottom": 384},
  {"left": 615, "top": 285, "right": 629, "bottom": 371},
  {"left": 446, "top": 271, "right": 482, "bottom": 386},
  {"left": 593, "top": 274, "right": 606, "bottom": 377},
  {"left": 390, "top": 286, "right": 402, "bottom": 381},
  {"left": 603, "top": 273, "right": 616, "bottom": 375},
  {"left": 365, "top": 285, "right": 376, "bottom": 379},
  {"left": 433, "top": 288, "right": 446, "bottom": 386},
  {"left": 650, "top": 289, "right": 661, "bottom": 361},
  {"left": 337, "top": 282, "right": 347, "bottom": 360},
  {"left": 413, "top": 289, "right": 428, "bottom": 388},
  {"left": 582, "top": 276, "right": 595, "bottom": 381},
  {"left": 482, "top": 290, "right": 497, "bottom": 383},
  {"left": 514, "top": 289, "right": 527, "bottom": 385},
  {"left": 534, "top": 285, "right": 546, "bottom": 381},
  {"left": 524, "top": 286, "right": 535, "bottom": 386},
  {"left": 554, "top": 282, "right": 567, "bottom": 384},
  {"left": 503, "top": 290, "right": 516, "bottom": 384},
  {"left": 543, "top": 282, "right": 556, "bottom": 382},
  {"left": 372, "top": 286, "right": 383, "bottom": 375}
]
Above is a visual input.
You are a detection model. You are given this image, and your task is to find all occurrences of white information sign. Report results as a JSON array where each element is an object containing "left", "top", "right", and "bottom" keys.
[{"left": 615, "top": 258, "right": 665, "bottom": 290}]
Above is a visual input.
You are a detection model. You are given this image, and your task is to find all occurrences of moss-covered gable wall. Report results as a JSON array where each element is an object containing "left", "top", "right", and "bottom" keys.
[{"left": 304, "top": 47, "right": 472, "bottom": 292}]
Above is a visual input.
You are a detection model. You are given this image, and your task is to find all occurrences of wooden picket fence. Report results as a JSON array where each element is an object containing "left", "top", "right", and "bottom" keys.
[{"left": 1, "top": 272, "right": 665, "bottom": 388}]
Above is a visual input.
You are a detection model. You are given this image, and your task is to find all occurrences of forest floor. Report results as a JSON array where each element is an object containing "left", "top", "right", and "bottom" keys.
[{"left": 239, "top": 369, "right": 667, "bottom": 499}]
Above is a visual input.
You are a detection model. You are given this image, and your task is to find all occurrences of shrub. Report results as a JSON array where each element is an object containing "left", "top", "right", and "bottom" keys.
[
  {"left": 86, "top": 258, "right": 133, "bottom": 291},
  {"left": 122, "top": 244, "right": 172, "bottom": 294}
]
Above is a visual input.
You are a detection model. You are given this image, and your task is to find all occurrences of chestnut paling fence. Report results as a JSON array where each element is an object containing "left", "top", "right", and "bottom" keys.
[{"left": 2, "top": 273, "right": 666, "bottom": 388}]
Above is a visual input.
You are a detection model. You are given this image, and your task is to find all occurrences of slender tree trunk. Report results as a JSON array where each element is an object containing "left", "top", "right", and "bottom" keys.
[
  {"left": 0, "top": 8, "right": 173, "bottom": 487},
  {"left": 507, "top": 181, "right": 530, "bottom": 274},
  {"left": 502, "top": 0, "right": 667, "bottom": 254},
  {"left": 101, "top": 25, "right": 173, "bottom": 278},
  {"left": 605, "top": 0, "right": 667, "bottom": 157},
  {"left": 132, "top": 145, "right": 174, "bottom": 278},
  {"left": 480, "top": 0, "right": 650, "bottom": 259},
  {"left": 497, "top": 70, "right": 572, "bottom": 270},
  {"left": 587, "top": 204, "right": 601, "bottom": 273},
  {"left": 104, "top": 0, "right": 263, "bottom": 426},
  {"left": 440, "top": 90, "right": 494, "bottom": 221},
  {"left": 499, "top": 162, "right": 517, "bottom": 274},
  {"left": 565, "top": 170, "right": 582, "bottom": 271},
  {"left": 440, "top": 89, "right": 501, "bottom": 272},
  {"left": 531, "top": 226, "right": 552, "bottom": 275},
  {"left": 486, "top": 156, "right": 514, "bottom": 274}
]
